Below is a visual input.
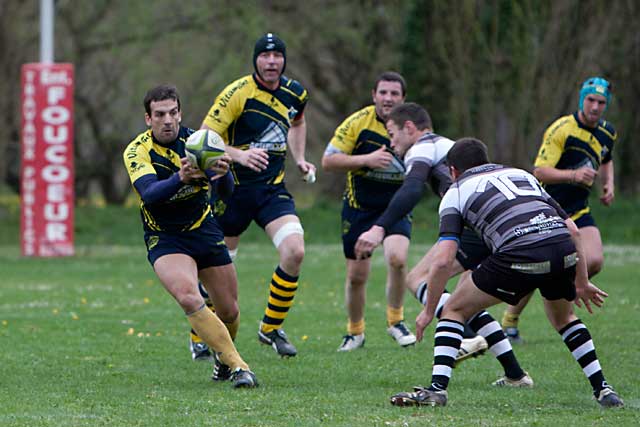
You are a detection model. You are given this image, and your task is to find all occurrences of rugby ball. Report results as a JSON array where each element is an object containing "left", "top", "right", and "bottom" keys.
[{"left": 185, "top": 129, "right": 226, "bottom": 170}]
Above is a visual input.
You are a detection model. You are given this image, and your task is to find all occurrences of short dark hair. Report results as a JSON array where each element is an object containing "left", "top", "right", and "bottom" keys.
[
  {"left": 447, "top": 138, "right": 490, "bottom": 173},
  {"left": 373, "top": 71, "right": 407, "bottom": 96},
  {"left": 144, "top": 85, "right": 181, "bottom": 115},
  {"left": 387, "top": 102, "right": 433, "bottom": 131}
]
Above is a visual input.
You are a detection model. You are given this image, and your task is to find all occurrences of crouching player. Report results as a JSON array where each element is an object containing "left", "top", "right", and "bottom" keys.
[
  {"left": 389, "top": 138, "right": 623, "bottom": 408},
  {"left": 123, "top": 85, "right": 257, "bottom": 388}
]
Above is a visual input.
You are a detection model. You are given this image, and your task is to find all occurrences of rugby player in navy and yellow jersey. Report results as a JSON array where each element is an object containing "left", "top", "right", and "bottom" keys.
[
  {"left": 501, "top": 77, "right": 617, "bottom": 344},
  {"left": 123, "top": 85, "right": 257, "bottom": 388},
  {"left": 321, "top": 72, "right": 417, "bottom": 351},
  {"left": 389, "top": 138, "right": 623, "bottom": 408},
  {"left": 200, "top": 34, "right": 314, "bottom": 357}
]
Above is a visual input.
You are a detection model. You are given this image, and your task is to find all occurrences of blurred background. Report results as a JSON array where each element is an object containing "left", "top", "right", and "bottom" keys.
[{"left": 1, "top": 0, "right": 639, "bottom": 206}]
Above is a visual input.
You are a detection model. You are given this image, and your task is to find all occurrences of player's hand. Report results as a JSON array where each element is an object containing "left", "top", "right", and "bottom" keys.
[
  {"left": 354, "top": 226, "right": 385, "bottom": 260},
  {"left": 573, "top": 167, "right": 597, "bottom": 186},
  {"left": 415, "top": 308, "right": 434, "bottom": 342},
  {"left": 207, "top": 154, "right": 232, "bottom": 181},
  {"left": 297, "top": 160, "right": 316, "bottom": 175},
  {"left": 600, "top": 184, "right": 614, "bottom": 206},
  {"left": 179, "top": 157, "right": 205, "bottom": 183},
  {"left": 239, "top": 148, "right": 269, "bottom": 172},
  {"left": 365, "top": 146, "right": 393, "bottom": 169},
  {"left": 574, "top": 281, "right": 608, "bottom": 314}
]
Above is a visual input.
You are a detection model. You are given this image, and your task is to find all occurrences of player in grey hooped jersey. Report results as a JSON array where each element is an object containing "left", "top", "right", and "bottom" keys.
[
  {"left": 356, "top": 102, "right": 529, "bottom": 382},
  {"left": 388, "top": 137, "right": 623, "bottom": 408},
  {"left": 445, "top": 164, "right": 569, "bottom": 256}
]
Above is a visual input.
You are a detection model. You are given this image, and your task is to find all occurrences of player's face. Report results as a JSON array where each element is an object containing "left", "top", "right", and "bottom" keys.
[
  {"left": 386, "top": 119, "right": 411, "bottom": 157},
  {"left": 145, "top": 99, "right": 181, "bottom": 144},
  {"left": 372, "top": 80, "right": 405, "bottom": 120},
  {"left": 256, "top": 51, "right": 284, "bottom": 84},
  {"left": 581, "top": 94, "right": 607, "bottom": 127}
]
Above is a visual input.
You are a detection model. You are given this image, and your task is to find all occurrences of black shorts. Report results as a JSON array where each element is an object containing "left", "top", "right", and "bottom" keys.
[
  {"left": 341, "top": 202, "right": 412, "bottom": 260},
  {"left": 471, "top": 236, "right": 577, "bottom": 305},
  {"left": 144, "top": 215, "right": 231, "bottom": 270},
  {"left": 574, "top": 212, "right": 596, "bottom": 228},
  {"left": 215, "top": 183, "right": 297, "bottom": 236},
  {"left": 455, "top": 228, "right": 491, "bottom": 270}
]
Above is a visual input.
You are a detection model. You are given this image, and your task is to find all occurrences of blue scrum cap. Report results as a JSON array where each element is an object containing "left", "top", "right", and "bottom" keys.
[{"left": 579, "top": 77, "right": 611, "bottom": 111}]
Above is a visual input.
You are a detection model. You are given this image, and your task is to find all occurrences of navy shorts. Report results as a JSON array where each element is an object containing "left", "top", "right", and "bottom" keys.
[
  {"left": 472, "top": 236, "right": 577, "bottom": 306},
  {"left": 215, "top": 183, "right": 297, "bottom": 236},
  {"left": 144, "top": 215, "right": 231, "bottom": 270},
  {"left": 341, "top": 202, "right": 412, "bottom": 260},
  {"left": 574, "top": 212, "right": 596, "bottom": 228},
  {"left": 455, "top": 228, "right": 491, "bottom": 270}
]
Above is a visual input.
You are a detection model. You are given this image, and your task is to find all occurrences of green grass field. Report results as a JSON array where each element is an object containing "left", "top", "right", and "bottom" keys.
[{"left": 1, "top": 199, "right": 639, "bottom": 426}]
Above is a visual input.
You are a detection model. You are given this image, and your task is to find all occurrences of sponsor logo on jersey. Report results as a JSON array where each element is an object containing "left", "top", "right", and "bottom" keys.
[{"left": 218, "top": 79, "right": 249, "bottom": 108}]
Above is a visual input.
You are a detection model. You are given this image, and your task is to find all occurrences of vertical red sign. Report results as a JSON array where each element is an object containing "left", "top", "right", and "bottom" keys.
[{"left": 20, "top": 63, "right": 75, "bottom": 257}]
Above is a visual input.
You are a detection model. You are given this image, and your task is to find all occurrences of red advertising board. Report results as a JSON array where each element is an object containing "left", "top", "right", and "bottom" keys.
[{"left": 20, "top": 63, "right": 75, "bottom": 257}]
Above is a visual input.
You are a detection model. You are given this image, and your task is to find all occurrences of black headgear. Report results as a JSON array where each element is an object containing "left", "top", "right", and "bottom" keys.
[{"left": 253, "top": 33, "right": 287, "bottom": 76}]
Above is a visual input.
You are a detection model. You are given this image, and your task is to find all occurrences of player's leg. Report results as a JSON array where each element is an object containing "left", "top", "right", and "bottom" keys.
[
  {"left": 390, "top": 273, "right": 505, "bottom": 407},
  {"left": 199, "top": 262, "right": 243, "bottom": 382},
  {"left": 199, "top": 262, "right": 240, "bottom": 338},
  {"left": 338, "top": 258, "right": 370, "bottom": 351},
  {"left": 336, "top": 204, "right": 374, "bottom": 351},
  {"left": 411, "top": 234, "right": 489, "bottom": 363},
  {"left": 188, "top": 281, "right": 215, "bottom": 361},
  {"left": 578, "top": 224, "right": 604, "bottom": 277},
  {"left": 258, "top": 214, "right": 304, "bottom": 357},
  {"left": 543, "top": 297, "right": 622, "bottom": 407},
  {"left": 500, "top": 291, "right": 533, "bottom": 344},
  {"left": 154, "top": 254, "right": 256, "bottom": 387},
  {"left": 187, "top": 192, "right": 244, "bottom": 360},
  {"left": 224, "top": 236, "right": 240, "bottom": 261},
  {"left": 382, "top": 234, "right": 416, "bottom": 347}
]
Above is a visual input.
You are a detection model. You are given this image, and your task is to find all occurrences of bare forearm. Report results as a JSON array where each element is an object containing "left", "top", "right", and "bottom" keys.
[
  {"left": 600, "top": 162, "right": 614, "bottom": 188},
  {"left": 288, "top": 121, "right": 307, "bottom": 164},
  {"left": 322, "top": 152, "right": 369, "bottom": 172},
  {"left": 534, "top": 166, "right": 574, "bottom": 184}
]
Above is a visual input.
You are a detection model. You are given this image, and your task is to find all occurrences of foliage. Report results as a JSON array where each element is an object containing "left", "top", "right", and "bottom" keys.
[{"left": 2, "top": 0, "right": 640, "bottom": 202}]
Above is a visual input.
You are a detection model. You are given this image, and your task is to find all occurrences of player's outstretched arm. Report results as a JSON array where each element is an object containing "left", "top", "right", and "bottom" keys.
[{"left": 565, "top": 218, "right": 608, "bottom": 313}]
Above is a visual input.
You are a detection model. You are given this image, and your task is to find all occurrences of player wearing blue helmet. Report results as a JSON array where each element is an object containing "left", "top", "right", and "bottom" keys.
[{"left": 501, "top": 77, "right": 617, "bottom": 343}]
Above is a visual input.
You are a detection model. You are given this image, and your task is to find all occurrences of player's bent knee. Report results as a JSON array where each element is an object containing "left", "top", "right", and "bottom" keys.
[
  {"left": 176, "top": 292, "right": 205, "bottom": 314},
  {"left": 386, "top": 252, "right": 407, "bottom": 270},
  {"left": 215, "top": 305, "right": 239, "bottom": 323},
  {"left": 588, "top": 257, "right": 603, "bottom": 277}
]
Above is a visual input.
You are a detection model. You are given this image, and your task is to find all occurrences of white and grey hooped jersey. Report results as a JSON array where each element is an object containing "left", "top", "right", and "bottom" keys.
[
  {"left": 404, "top": 132, "right": 455, "bottom": 197},
  {"left": 438, "top": 164, "right": 570, "bottom": 252}
]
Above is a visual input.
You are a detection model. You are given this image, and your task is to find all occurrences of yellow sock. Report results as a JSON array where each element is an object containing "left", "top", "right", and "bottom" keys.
[
  {"left": 187, "top": 305, "right": 248, "bottom": 371},
  {"left": 348, "top": 319, "right": 365, "bottom": 336},
  {"left": 190, "top": 305, "right": 216, "bottom": 342},
  {"left": 224, "top": 315, "right": 240, "bottom": 341},
  {"left": 387, "top": 306, "right": 404, "bottom": 327},
  {"left": 502, "top": 311, "right": 520, "bottom": 329},
  {"left": 190, "top": 330, "right": 204, "bottom": 343}
]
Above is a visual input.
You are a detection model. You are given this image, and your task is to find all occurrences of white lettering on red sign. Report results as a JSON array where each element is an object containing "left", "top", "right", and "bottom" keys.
[{"left": 21, "top": 63, "right": 75, "bottom": 257}]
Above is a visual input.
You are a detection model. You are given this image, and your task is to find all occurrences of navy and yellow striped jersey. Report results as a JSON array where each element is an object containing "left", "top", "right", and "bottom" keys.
[
  {"left": 203, "top": 74, "right": 308, "bottom": 186},
  {"left": 534, "top": 112, "right": 616, "bottom": 217},
  {"left": 327, "top": 105, "right": 405, "bottom": 210},
  {"left": 123, "top": 126, "right": 211, "bottom": 232}
]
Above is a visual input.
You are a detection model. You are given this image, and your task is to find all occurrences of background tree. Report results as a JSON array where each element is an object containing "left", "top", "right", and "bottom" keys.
[{"left": 2, "top": 0, "right": 638, "bottom": 203}]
